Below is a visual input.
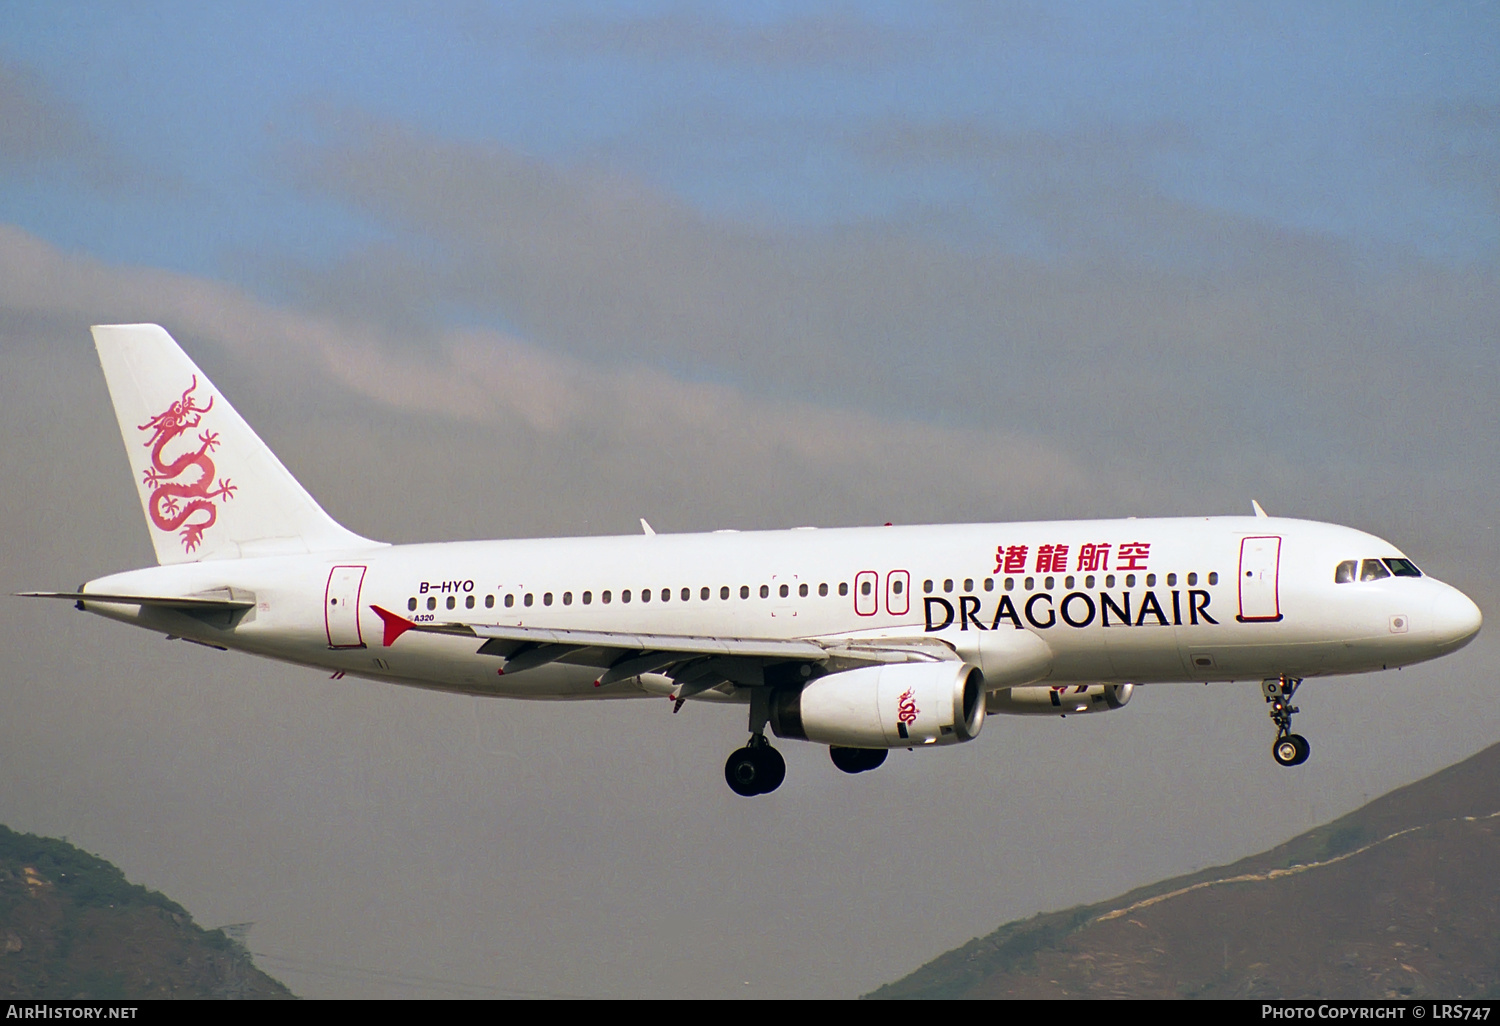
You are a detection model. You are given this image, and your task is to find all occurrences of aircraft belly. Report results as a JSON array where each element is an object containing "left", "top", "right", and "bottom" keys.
[{"left": 1104, "top": 625, "right": 1185, "bottom": 682}]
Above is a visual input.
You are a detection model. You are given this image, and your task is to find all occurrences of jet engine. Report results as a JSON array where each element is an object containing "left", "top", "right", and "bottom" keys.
[
  {"left": 769, "top": 662, "right": 985, "bottom": 748},
  {"left": 986, "top": 682, "right": 1133, "bottom": 716}
]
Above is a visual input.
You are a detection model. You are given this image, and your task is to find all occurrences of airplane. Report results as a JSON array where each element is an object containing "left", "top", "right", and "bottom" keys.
[{"left": 23, "top": 324, "right": 1483, "bottom": 796}]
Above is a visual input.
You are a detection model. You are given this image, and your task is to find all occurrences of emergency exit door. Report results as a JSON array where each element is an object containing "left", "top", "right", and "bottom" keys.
[{"left": 1237, "top": 537, "right": 1282, "bottom": 623}]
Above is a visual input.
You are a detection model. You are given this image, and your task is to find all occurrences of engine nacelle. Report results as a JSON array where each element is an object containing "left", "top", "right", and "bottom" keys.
[
  {"left": 986, "top": 682, "right": 1133, "bottom": 716},
  {"left": 769, "top": 662, "right": 986, "bottom": 748}
]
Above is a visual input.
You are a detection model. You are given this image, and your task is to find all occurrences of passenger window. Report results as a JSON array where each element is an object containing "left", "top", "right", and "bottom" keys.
[
  {"left": 1004, "top": 578, "right": 1014, "bottom": 591},
  {"left": 447, "top": 596, "right": 456, "bottom": 609},
  {"left": 1384, "top": 558, "right": 1422, "bottom": 578},
  {"left": 741, "top": 586, "right": 750, "bottom": 599},
  {"left": 779, "top": 584, "right": 789, "bottom": 598},
  {"left": 505, "top": 594, "right": 514, "bottom": 608},
  {"left": 1208, "top": 572, "right": 1218, "bottom": 585},
  {"left": 602, "top": 591, "right": 611, "bottom": 604},
  {"left": 760, "top": 585, "right": 770, "bottom": 599},
  {"left": 682, "top": 588, "right": 690, "bottom": 601},
  {"left": 622, "top": 590, "right": 632, "bottom": 603},
  {"left": 428, "top": 596, "right": 437, "bottom": 610},
  {"left": 923, "top": 579, "right": 933, "bottom": 594},
  {"left": 562, "top": 592, "right": 572, "bottom": 606},
  {"left": 799, "top": 583, "right": 808, "bottom": 597},
  {"left": 1044, "top": 576, "right": 1055, "bottom": 590},
  {"left": 819, "top": 583, "right": 828, "bottom": 596},
  {"left": 543, "top": 593, "right": 553, "bottom": 606},
  {"left": 1085, "top": 575, "right": 1095, "bottom": 589},
  {"left": 485, "top": 594, "right": 494, "bottom": 608},
  {"left": 524, "top": 594, "right": 533, "bottom": 607},
  {"left": 466, "top": 595, "right": 475, "bottom": 609},
  {"left": 640, "top": 589, "right": 650, "bottom": 603},
  {"left": 1146, "top": 574, "right": 1156, "bottom": 587},
  {"left": 1334, "top": 560, "right": 1357, "bottom": 584},
  {"left": 892, "top": 580, "right": 903, "bottom": 594},
  {"left": 1024, "top": 577, "right": 1034, "bottom": 591},
  {"left": 1064, "top": 576, "right": 1075, "bottom": 590},
  {"left": 1125, "top": 574, "right": 1135, "bottom": 588},
  {"left": 983, "top": 577, "right": 994, "bottom": 592},
  {"left": 963, "top": 579, "right": 973, "bottom": 592},
  {"left": 1187, "top": 572, "right": 1198, "bottom": 586},
  {"left": 407, "top": 597, "right": 417, "bottom": 611},
  {"left": 720, "top": 586, "right": 730, "bottom": 600},
  {"left": 943, "top": 579, "right": 954, "bottom": 593},
  {"left": 1360, "top": 559, "right": 1391, "bottom": 582},
  {"left": 860, "top": 580, "right": 872, "bottom": 596},
  {"left": 1166, "top": 573, "right": 1176, "bottom": 587},
  {"left": 839, "top": 582, "right": 849, "bottom": 596},
  {"left": 701, "top": 587, "right": 710, "bottom": 600},
  {"left": 583, "top": 591, "right": 592, "bottom": 605},
  {"left": 1105, "top": 575, "right": 1115, "bottom": 588}
]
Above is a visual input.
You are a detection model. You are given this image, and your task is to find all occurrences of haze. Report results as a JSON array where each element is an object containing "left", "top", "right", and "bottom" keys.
[{"left": 1, "top": 3, "right": 1496, "bottom": 998}]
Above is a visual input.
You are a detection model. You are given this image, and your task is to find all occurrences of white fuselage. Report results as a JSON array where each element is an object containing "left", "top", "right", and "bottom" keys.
[{"left": 79, "top": 514, "right": 1482, "bottom": 702}]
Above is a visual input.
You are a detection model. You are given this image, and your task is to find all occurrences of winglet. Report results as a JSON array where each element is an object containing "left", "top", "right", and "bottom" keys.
[
  {"left": 370, "top": 605, "right": 414, "bottom": 647},
  {"left": 1251, "top": 499, "right": 1269, "bottom": 518}
]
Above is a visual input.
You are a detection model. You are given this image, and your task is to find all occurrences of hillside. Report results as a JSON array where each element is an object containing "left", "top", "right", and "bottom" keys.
[
  {"left": 869, "top": 742, "right": 1500, "bottom": 999},
  {"left": 0, "top": 825, "right": 294, "bottom": 999}
]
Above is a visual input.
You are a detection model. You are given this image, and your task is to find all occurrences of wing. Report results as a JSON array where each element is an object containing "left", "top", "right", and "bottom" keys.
[{"left": 369, "top": 605, "right": 956, "bottom": 689}]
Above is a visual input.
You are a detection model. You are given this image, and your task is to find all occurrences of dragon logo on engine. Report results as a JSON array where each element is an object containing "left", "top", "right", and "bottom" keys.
[
  {"left": 138, "top": 375, "right": 236, "bottom": 553},
  {"left": 895, "top": 687, "right": 919, "bottom": 740}
]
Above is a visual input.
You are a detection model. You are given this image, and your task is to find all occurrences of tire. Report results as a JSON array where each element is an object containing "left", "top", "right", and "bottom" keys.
[
  {"left": 1273, "top": 736, "right": 1304, "bottom": 767},
  {"left": 830, "top": 747, "right": 866, "bottom": 774},
  {"left": 725, "top": 747, "right": 763, "bottom": 796},
  {"left": 756, "top": 746, "right": 786, "bottom": 793},
  {"left": 830, "top": 746, "right": 888, "bottom": 774},
  {"left": 1288, "top": 733, "right": 1311, "bottom": 766}
]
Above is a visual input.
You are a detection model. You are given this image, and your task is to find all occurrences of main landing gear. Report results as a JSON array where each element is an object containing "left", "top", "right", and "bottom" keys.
[
  {"left": 725, "top": 688, "right": 786, "bottom": 796},
  {"left": 1262, "top": 676, "right": 1311, "bottom": 767},
  {"left": 829, "top": 747, "right": 887, "bottom": 774},
  {"left": 724, "top": 738, "right": 786, "bottom": 796}
]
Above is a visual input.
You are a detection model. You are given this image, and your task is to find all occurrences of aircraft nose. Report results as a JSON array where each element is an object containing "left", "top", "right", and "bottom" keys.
[{"left": 1431, "top": 584, "right": 1482, "bottom": 650}]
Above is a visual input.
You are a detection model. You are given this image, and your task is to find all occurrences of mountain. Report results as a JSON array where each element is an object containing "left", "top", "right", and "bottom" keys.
[
  {"left": 869, "top": 742, "right": 1500, "bottom": 999},
  {"left": 0, "top": 825, "right": 294, "bottom": 999}
]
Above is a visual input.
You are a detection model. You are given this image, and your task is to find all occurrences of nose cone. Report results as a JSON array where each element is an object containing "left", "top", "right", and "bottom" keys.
[{"left": 1431, "top": 584, "right": 1482, "bottom": 651}]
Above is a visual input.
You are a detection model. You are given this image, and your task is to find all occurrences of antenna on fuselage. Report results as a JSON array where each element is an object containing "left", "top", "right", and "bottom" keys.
[
  {"left": 640, "top": 518, "right": 656, "bottom": 536},
  {"left": 1251, "top": 499, "right": 1269, "bottom": 518}
]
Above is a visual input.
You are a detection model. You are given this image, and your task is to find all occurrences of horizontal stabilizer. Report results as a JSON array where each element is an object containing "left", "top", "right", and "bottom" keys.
[{"left": 18, "top": 591, "right": 255, "bottom": 610}]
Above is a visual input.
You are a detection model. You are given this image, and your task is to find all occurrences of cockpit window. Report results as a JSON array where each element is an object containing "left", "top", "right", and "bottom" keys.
[
  {"left": 1334, "top": 560, "right": 1357, "bottom": 584},
  {"left": 1360, "top": 558, "right": 1391, "bottom": 582},
  {"left": 1383, "top": 558, "right": 1422, "bottom": 578}
]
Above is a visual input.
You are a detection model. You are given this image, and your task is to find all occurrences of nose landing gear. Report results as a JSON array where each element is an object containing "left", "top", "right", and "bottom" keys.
[{"left": 1263, "top": 676, "right": 1310, "bottom": 766}]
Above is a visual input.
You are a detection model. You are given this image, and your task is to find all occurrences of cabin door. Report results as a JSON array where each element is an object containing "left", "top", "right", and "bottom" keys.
[
  {"left": 1237, "top": 537, "right": 1283, "bottom": 623},
  {"left": 325, "top": 565, "right": 368, "bottom": 648}
]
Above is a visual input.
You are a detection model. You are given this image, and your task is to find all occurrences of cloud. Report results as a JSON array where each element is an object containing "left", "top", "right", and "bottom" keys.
[
  {"left": 0, "top": 222, "right": 1098, "bottom": 542},
  {"left": 276, "top": 118, "right": 1499, "bottom": 504}
]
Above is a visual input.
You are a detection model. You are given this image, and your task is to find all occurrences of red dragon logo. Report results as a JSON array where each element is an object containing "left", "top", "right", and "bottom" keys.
[
  {"left": 894, "top": 690, "right": 918, "bottom": 729},
  {"left": 138, "top": 376, "right": 236, "bottom": 552}
]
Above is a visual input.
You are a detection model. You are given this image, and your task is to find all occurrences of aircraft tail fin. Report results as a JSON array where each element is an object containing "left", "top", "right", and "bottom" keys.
[{"left": 91, "top": 324, "right": 383, "bottom": 564}]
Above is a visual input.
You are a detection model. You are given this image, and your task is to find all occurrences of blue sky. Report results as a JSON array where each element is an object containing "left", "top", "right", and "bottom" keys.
[{"left": 3, "top": 1, "right": 1496, "bottom": 287}]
